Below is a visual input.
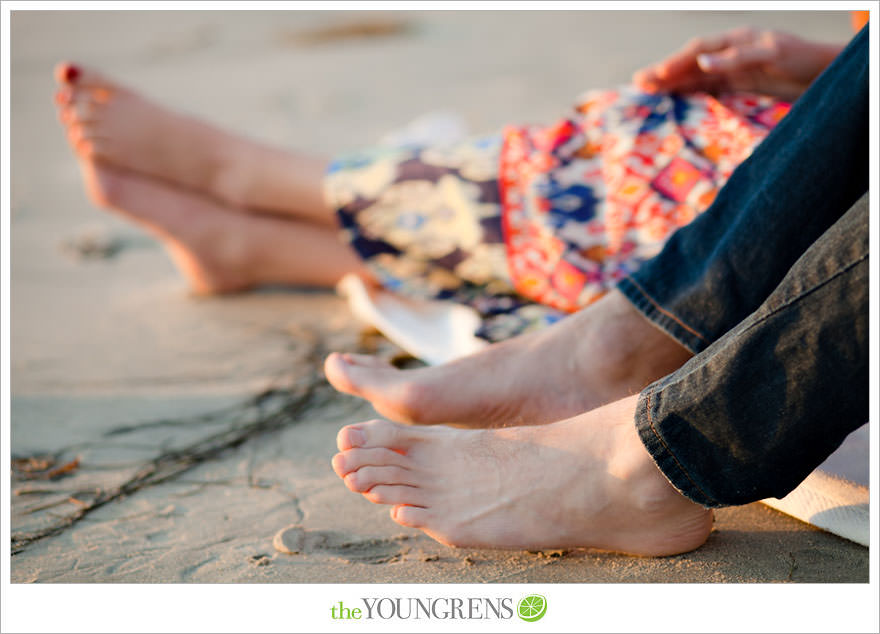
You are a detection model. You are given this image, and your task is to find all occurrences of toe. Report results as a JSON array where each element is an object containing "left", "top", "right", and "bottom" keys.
[
  {"left": 331, "top": 447, "right": 409, "bottom": 477},
  {"left": 391, "top": 505, "right": 430, "bottom": 528},
  {"left": 364, "top": 485, "right": 424, "bottom": 506},
  {"left": 335, "top": 422, "right": 368, "bottom": 451},
  {"left": 337, "top": 354, "right": 400, "bottom": 390},
  {"left": 54, "top": 62, "right": 121, "bottom": 93},
  {"left": 66, "top": 125, "right": 99, "bottom": 157},
  {"left": 325, "top": 352, "right": 438, "bottom": 425},
  {"left": 337, "top": 419, "right": 419, "bottom": 451},
  {"left": 324, "top": 352, "right": 398, "bottom": 394},
  {"left": 54, "top": 61, "right": 81, "bottom": 85},
  {"left": 343, "top": 465, "right": 416, "bottom": 493},
  {"left": 342, "top": 353, "right": 397, "bottom": 370},
  {"left": 324, "top": 352, "right": 359, "bottom": 396},
  {"left": 67, "top": 65, "right": 113, "bottom": 90},
  {"left": 54, "top": 88, "right": 74, "bottom": 107},
  {"left": 58, "top": 106, "right": 76, "bottom": 126},
  {"left": 71, "top": 94, "right": 99, "bottom": 121}
]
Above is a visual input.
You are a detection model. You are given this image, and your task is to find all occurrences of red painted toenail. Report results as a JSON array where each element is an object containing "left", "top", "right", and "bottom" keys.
[{"left": 65, "top": 65, "right": 81, "bottom": 82}]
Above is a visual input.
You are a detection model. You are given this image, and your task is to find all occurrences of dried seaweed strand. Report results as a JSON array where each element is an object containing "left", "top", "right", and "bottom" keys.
[{"left": 12, "top": 330, "right": 331, "bottom": 555}]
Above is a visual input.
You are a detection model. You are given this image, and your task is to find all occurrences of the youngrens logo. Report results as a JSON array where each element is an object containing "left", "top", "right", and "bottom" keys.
[
  {"left": 329, "top": 595, "right": 547, "bottom": 622},
  {"left": 516, "top": 595, "right": 547, "bottom": 622}
]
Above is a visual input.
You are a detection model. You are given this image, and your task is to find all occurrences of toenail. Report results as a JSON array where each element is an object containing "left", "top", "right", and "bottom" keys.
[
  {"left": 347, "top": 428, "right": 366, "bottom": 447},
  {"left": 64, "top": 65, "right": 81, "bottom": 83}
]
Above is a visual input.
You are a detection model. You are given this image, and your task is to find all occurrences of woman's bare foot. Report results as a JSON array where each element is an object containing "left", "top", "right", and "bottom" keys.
[
  {"left": 77, "top": 161, "right": 364, "bottom": 294},
  {"left": 54, "top": 62, "right": 331, "bottom": 223},
  {"left": 331, "top": 396, "right": 713, "bottom": 556},
  {"left": 77, "top": 161, "right": 256, "bottom": 294},
  {"left": 324, "top": 290, "right": 692, "bottom": 427}
]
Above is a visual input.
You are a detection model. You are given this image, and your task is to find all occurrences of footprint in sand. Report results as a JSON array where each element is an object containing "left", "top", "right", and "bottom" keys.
[{"left": 273, "top": 525, "right": 413, "bottom": 565}]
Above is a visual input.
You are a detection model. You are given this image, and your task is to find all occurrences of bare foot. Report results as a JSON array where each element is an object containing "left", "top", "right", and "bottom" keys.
[
  {"left": 325, "top": 290, "right": 692, "bottom": 427},
  {"left": 76, "top": 159, "right": 366, "bottom": 293},
  {"left": 331, "top": 396, "right": 713, "bottom": 556},
  {"left": 54, "top": 62, "right": 279, "bottom": 211},
  {"left": 76, "top": 161, "right": 258, "bottom": 294}
]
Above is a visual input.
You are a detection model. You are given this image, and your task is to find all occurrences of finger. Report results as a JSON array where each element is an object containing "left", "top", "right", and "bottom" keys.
[
  {"left": 652, "top": 33, "right": 737, "bottom": 79},
  {"left": 697, "top": 43, "right": 775, "bottom": 73},
  {"left": 634, "top": 27, "right": 759, "bottom": 90},
  {"left": 636, "top": 64, "right": 730, "bottom": 95}
]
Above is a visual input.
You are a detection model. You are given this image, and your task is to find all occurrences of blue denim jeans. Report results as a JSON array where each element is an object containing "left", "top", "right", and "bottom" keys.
[{"left": 618, "top": 27, "right": 869, "bottom": 507}]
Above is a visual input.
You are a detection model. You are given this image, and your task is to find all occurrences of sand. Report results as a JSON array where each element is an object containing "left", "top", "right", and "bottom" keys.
[{"left": 9, "top": 9, "right": 867, "bottom": 584}]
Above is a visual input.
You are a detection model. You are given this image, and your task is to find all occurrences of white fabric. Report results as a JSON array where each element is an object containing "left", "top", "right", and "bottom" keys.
[{"left": 338, "top": 275, "right": 487, "bottom": 367}]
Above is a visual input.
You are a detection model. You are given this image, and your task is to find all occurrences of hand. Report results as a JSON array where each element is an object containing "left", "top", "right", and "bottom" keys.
[{"left": 633, "top": 28, "right": 845, "bottom": 101}]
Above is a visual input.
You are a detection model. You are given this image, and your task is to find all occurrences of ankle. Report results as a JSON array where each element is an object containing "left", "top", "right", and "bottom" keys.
[
  {"left": 172, "top": 217, "right": 259, "bottom": 295},
  {"left": 580, "top": 290, "right": 692, "bottom": 393},
  {"left": 606, "top": 400, "right": 714, "bottom": 555}
]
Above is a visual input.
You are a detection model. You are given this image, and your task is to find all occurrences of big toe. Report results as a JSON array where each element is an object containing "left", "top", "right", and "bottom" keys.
[
  {"left": 54, "top": 62, "right": 119, "bottom": 93},
  {"left": 54, "top": 61, "right": 81, "bottom": 85},
  {"left": 336, "top": 418, "right": 421, "bottom": 452},
  {"left": 324, "top": 352, "right": 397, "bottom": 396}
]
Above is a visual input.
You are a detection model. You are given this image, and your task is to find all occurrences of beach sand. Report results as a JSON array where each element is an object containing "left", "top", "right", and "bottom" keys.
[{"left": 9, "top": 9, "right": 867, "bottom": 583}]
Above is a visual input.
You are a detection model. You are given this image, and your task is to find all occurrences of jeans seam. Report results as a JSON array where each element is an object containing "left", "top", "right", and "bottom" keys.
[
  {"left": 644, "top": 382, "right": 719, "bottom": 506},
  {"left": 622, "top": 275, "right": 709, "bottom": 343},
  {"left": 736, "top": 252, "right": 867, "bottom": 337}
]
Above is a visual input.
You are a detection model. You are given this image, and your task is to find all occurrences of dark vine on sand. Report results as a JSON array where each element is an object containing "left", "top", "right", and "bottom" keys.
[{"left": 11, "top": 327, "right": 341, "bottom": 556}]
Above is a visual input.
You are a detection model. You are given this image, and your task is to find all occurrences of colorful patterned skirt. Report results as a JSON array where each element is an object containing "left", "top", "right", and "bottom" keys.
[{"left": 324, "top": 86, "right": 790, "bottom": 342}]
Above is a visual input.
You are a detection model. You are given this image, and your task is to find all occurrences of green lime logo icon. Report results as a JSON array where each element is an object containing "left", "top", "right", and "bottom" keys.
[{"left": 517, "top": 594, "right": 547, "bottom": 622}]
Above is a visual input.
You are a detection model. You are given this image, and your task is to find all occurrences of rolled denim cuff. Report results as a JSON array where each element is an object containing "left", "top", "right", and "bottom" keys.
[
  {"left": 616, "top": 276, "right": 708, "bottom": 355},
  {"left": 635, "top": 381, "right": 721, "bottom": 508},
  {"left": 633, "top": 194, "right": 868, "bottom": 510}
]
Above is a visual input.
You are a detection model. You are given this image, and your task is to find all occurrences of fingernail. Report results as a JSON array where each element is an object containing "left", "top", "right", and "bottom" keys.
[
  {"left": 696, "top": 54, "right": 714, "bottom": 71},
  {"left": 65, "top": 65, "right": 81, "bottom": 82},
  {"left": 347, "top": 428, "right": 366, "bottom": 447}
]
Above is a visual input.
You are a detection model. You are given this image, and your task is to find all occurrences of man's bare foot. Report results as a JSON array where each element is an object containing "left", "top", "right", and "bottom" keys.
[
  {"left": 331, "top": 396, "right": 713, "bottom": 556},
  {"left": 77, "top": 161, "right": 258, "bottom": 294},
  {"left": 325, "top": 290, "right": 692, "bottom": 427}
]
